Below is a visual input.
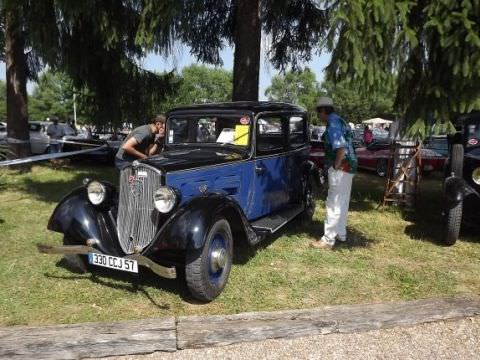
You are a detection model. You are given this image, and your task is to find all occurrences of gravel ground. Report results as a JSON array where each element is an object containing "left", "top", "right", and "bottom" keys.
[{"left": 107, "top": 316, "right": 480, "bottom": 360}]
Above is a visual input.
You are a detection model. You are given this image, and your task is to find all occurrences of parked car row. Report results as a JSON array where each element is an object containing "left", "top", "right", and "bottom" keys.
[
  {"left": 310, "top": 138, "right": 446, "bottom": 177},
  {"left": 0, "top": 121, "right": 76, "bottom": 154}
]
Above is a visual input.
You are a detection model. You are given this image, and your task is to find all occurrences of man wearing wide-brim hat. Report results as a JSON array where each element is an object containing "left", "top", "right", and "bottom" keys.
[{"left": 310, "top": 97, "right": 357, "bottom": 249}]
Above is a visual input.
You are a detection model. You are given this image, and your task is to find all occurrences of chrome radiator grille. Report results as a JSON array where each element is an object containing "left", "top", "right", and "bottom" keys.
[{"left": 117, "top": 164, "right": 162, "bottom": 254}]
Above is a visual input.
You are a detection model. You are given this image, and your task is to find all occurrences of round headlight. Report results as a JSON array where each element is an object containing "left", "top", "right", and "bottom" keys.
[
  {"left": 87, "top": 181, "right": 106, "bottom": 205},
  {"left": 154, "top": 187, "right": 177, "bottom": 213},
  {"left": 472, "top": 167, "right": 480, "bottom": 185}
]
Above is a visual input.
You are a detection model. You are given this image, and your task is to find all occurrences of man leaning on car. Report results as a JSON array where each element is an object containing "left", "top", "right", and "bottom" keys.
[
  {"left": 115, "top": 114, "right": 166, "bottom": 170},
  {"left": 310, "top": 97, "right": 357, "bottom": 249}
]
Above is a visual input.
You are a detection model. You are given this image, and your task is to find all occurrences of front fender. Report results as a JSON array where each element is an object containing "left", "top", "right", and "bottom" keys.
[
  {"left": 47, "top": 184, "right": 122, "bottom": 256},
  {"left": 145, "top": 194, "right": 257, "bottom": 255},
  {"left": 443, "top": 176, "right": 466, "bottom": 207}
]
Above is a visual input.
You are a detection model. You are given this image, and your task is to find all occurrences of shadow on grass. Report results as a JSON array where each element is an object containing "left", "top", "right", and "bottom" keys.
[
  {"left": 46, "top": 258, "right": 198, "bottom": 306},
  {"left": 18, "top": 163, "right": 117, "bottom": 204}
]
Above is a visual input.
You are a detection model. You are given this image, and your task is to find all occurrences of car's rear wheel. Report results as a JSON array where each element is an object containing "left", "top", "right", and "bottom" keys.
[
  {"left": 444, "top": 144, "right": 464, "bottom": 245},
  {"left": 185, "top": 217, "right": 233, "bottom": 302},
  {"left": 376, "top": 159, "right": 388, "bottom": 177},
  {"left": 301, "top": 179, "right": 315, "bottom": 222},
  {"left": 62, "top": 236, "right": 88, "bottom": 273},
  {"left": 444, "top": 202, "right": 462, "bottom": 246}
]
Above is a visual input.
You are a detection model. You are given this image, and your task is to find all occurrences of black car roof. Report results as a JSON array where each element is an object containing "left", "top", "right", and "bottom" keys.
[{"left": 167, "top": 101, "right": 306, "bottom": 116}]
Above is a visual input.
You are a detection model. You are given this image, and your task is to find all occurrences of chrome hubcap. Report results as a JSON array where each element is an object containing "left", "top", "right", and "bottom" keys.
[{"left": 210, "top": 248, "right": 227, "bottom": 272}]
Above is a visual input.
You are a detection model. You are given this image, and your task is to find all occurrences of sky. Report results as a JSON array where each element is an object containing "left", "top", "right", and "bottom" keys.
[{"left": 0, "top": 45, "right": 331, "bottom": 100}]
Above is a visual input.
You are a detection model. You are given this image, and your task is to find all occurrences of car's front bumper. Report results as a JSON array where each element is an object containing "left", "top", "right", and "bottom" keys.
[{"left": 37, "top": 243, "right": 177, "bottom": 279}]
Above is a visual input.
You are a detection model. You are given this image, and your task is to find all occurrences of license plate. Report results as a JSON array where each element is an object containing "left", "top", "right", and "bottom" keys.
[{"left": 88, "top": 252, "right": 138, "bottom": 273}]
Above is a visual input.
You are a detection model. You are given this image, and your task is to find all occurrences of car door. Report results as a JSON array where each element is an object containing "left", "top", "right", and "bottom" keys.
[
  {"left": 248, "top": 114, "right": 289, "bottom": 220},
  {"left": 286, "top": 114, "right": 309, "bottom": 205}
]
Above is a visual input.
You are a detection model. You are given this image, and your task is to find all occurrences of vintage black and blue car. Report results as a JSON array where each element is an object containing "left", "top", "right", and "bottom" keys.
[
  {"left": 443, "top": 111, "right": 480, "bottom": 245},
  {"left": 38, "top": 102, "right": 317, "bottom": 301}
]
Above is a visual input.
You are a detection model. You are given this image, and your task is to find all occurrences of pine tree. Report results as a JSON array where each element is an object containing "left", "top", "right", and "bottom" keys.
[{"left": 324, "top": 0, "right": 480, "bottom": 136}]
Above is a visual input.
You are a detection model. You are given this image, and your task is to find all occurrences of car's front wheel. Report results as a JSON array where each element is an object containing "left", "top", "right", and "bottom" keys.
[{"left": 185, "top": 217, "right": 233, "bottom": 302}]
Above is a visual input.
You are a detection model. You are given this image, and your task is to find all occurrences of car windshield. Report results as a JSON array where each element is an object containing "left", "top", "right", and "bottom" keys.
[{"left": 166, "top": 115, "right": 251, "bottom": 148}]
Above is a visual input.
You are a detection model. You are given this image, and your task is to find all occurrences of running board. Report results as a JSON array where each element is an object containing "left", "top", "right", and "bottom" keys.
[{"left": 251, "top": 205, "right": 304, "bottom": 234}]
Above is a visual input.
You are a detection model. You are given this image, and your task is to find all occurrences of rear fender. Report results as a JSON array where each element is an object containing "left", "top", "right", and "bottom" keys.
[
  {"left": 47, "top": 184, "right": 122, "bottom": 256},
  {"left": 146, "top": 194, "right": 258, "bottom": 255}
]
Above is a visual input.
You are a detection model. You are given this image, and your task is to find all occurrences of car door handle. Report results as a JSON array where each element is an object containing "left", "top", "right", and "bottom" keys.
[{"left": 255, "top": 166, "right": 265, "bottom": 174}]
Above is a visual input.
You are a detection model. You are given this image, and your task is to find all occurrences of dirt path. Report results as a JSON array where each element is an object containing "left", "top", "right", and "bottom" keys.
[{"left": 109, "top": 316, "right": 479, "bottom": 360}]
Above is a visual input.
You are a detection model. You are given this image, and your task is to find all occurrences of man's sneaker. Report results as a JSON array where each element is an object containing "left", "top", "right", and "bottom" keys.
[{"left": 309, "top": 236, "right": 334, "bottom": 249}]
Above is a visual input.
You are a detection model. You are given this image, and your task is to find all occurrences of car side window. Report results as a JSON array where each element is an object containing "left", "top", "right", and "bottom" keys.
[
  {"left": 289, "top": 116, "right": 306, "bottom": 149},
  {"left": 256, "top": 117, "right": 285, "bottom": 155}
]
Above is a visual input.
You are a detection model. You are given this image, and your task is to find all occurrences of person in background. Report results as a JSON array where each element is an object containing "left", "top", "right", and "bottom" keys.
[
  {"left": 363, "top": 124, "right": 373, "bottom": 145},
  {"left": 115, "top": 114, "right": 166, "bottom": 170},
  {"left": 46, "top": 118, "right": 65, "bottom": 153},
  {"left": 310, "top": 97, "right": 357, "bottom": 249}
]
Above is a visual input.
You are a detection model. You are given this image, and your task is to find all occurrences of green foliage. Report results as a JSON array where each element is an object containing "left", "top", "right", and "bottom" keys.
[
  {"left": 1, "top": 1, "right": 180, "bottom": 127},
  {"left": 265, "top": 68, "right": 321, "bottom": 122},
  {"left": 321, "top": 79, "right": 397, "bottom": 124},
  {"left": 265, "top": 69, "right": 397, "bottom": 124},
  {"left": 324, "top": 0, "right": 480, "bottom": 138},
  {"left": 155, "top": 65, "right": 233, "bottom": 112},
  {"left": 29, "top": 71, "right": 74, "bottom": 122}
]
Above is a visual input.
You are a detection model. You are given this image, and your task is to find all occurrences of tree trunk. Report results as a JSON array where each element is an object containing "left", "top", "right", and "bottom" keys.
[
  {"left": 5, "top": 5, "right": 30, "bottom": 158},
  {"left": 232, "top": 0, "right": 261, "bottom": 101}
]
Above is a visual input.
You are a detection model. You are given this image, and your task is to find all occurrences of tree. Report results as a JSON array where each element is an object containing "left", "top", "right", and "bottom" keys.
[
  {"left": 321, "top": 79, "right": 397, "bottom": 124},
  {"left": 265, "top": 68, "right": 321, "bottom": 122},
  {"left": 324, "top": 0, "right": 480, "bottom": 137},
  {"left": 29, "top": 71, "right": 74, "bottom": 122},
  {"left": 158, "top": 65, "right": 233, "bottom": 111},
  {"left": 177, "top": 0, "right": 330, "bottom": 101},
  {"left": 265, "top": 69, "right": 397, "bottom": 124},
  {"left": 0, "top": 80, "right": 6, "bottom": 121},
  {"left": 1, "top": 0, "right": 180, "bottom": 156},
  {"left": 4, "top": 2, "right": 29, "bottom": 157}
]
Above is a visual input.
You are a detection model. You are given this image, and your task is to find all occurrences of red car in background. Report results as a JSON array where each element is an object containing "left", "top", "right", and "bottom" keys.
[{"left": 310, "top": 139, "right": 446, "bottom": 177}]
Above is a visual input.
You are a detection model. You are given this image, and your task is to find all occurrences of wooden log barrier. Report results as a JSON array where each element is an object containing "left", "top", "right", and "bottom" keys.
[
  {"left": 176, "top": 298, "right": 480, "bottom": 349},
  {"left": 0, "top": 298, "right": 479, "bottom": 358},
  {"left": 0, "top": 317, "right": 176, "bottom": 359}
]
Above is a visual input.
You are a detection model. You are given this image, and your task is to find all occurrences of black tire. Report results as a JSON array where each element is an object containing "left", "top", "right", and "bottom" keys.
[
  {"left": 443, "top": 144, "right": 464, "bottom": 245},
  {"left": 62, "top": 236, "right": 88, "bottom": 273},
  {"left": 185, "top": 217, "right": 233, "bottom": 302},
  {"left": 444, "top": 202, "right": 462, "bottom": 246},
  {"left": 301, "top": 179, "right": 316, "bottom": 222},
  {"left": 376, "top": 159, "right": 388, "bottom": 177},
  {"left": 450, "top": 143, "right": 464, "bottom": 177}
]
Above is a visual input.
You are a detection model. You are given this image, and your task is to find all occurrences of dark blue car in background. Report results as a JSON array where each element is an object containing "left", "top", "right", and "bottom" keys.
[{"left": 39, "top": 102, "right": 317, "bottom": 301}]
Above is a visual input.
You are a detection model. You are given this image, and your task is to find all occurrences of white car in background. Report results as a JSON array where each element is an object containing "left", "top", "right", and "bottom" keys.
[{"left": 0, "top": 121, "right": 76, "bottom": 154}]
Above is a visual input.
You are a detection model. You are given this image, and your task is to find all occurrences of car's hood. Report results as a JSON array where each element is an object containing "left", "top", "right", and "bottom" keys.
[
  {"left": 465, "top": 147, "right": 480, "bottom": 160},
  {"left": 142, "top": 146, "right": 246, "bottom": 172}
]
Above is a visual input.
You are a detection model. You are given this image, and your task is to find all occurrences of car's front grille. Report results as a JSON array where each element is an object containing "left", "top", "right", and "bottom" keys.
[{"left": 117, "top": 164, "right": 162, "bottom": 254}]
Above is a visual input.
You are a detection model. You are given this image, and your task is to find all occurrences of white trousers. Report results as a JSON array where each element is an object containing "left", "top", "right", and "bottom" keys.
[{"left": 324, "top": 167, "right": 354, "bottom": 244}]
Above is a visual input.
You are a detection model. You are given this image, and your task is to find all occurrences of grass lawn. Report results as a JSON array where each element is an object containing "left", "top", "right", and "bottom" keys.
[{"left": 0, "top": 163, "right": 479, "bottom": 326}]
